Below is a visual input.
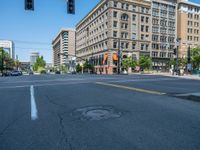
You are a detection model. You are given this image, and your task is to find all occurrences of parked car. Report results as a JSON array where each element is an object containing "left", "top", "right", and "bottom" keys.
[
  {"left": 11, "top": 70, "right": 22, "bottom": 76},
  {"left": 71, "top": 71, "right": 77, "bottom": 74},
  {"left": 55, "top": 71, "right": 61, "bottom": 74},
  {"left": 40, "top": 70, "right": 46, "bottom": 74},
  {"left": 29, "top": 71, "right": 34, "bottom": 75},
  {"left": 2, "top": 71, "right": 11, "bottom": 76}
]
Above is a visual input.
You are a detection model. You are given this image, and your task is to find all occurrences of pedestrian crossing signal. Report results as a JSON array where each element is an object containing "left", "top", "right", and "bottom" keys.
[
  {"left": 67, "top": 0, "right": 75, "bottom": 14},
  {"left": 25, "top": 0, "right": 34, "bottom": 11}
]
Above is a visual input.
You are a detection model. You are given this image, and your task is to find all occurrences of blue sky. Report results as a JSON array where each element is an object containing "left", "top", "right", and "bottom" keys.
[
  {"left": 0, "top": 0, "right": 199, "bottom": 63},
  {"left": 0, "top": 0, "right": 100, "bottom": 63}
]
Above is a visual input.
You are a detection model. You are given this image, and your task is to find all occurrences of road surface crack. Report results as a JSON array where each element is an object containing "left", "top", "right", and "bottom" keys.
[
  {"left": 57, "top": 113, "right": 73, "bottom": 150},
  {"left": 46, "top": 95, "right": 66, "bottom": 108},
  {"left": 0, "top": 112, "right": 27, "bottom": 137}
]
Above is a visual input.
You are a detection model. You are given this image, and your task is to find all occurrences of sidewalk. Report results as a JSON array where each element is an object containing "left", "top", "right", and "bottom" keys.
[{"left": 151, "top": 72, "right": 200, "bottom": 80}]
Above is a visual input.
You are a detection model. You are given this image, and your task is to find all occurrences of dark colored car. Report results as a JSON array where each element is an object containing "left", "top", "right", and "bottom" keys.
[
  {"left": 2, "top": 71, "right": 11, "bottom": 76},
  {"left": 71, "top": 71, "right": 76, "bottom": 74},
  {"left": 29, "top": 71, "right": 34, "bottom": 75},
  {"left": 55, "top": 71, "right": 61, "bottom": 74},
  {"left": 11, "top": 70, "right": 22, "bottom": 76}
]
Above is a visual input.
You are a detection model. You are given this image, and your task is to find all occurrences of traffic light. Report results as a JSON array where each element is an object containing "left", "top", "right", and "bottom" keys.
[
  {"left": 173, "top": 48, "right": 177, "bottom": 55},
  {"left": 25, "top": 0, "right": 34, "bottom": 11},
  {"left": 67, "top": 0, "right": 75, "bottom": 14}
]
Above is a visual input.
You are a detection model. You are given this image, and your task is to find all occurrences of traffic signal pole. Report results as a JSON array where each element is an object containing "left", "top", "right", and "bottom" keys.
[
  {"left": 176, "top": 38, "right": 181, "bottom": 75},
  {"left": 1, "top": 47, "right": 4, "bottom": 76}
]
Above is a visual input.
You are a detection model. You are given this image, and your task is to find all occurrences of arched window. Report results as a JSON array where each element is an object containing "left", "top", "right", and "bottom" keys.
[{"left": 121, "top": 13, "right": 129, "bottom": 21}]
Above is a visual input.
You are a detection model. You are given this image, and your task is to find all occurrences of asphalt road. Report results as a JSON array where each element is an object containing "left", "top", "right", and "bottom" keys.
[{"left": 0, "top": 74, "right": 200, "bottom": 150}]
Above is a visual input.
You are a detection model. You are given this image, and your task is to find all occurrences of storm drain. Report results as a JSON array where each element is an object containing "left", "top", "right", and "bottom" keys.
[{"left": 72, "top": 105, "right": 121, "bottom": 121}]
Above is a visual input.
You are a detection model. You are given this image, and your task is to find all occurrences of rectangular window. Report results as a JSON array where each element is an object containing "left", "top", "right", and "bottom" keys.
[
  {"left": 141, "top": 16, "right": 144, "bottom": 22},
  {"left": 114, "top": 1, "right": 118, "bottom": 7},
  {"left": 141, "top": 44, "right": 144, "bottom": 50},
  {"left": 132, "top": 15, "right": 136, "bottom": 21},
  {"left": 113, "top": 31, "right": 117, "bottom": 37},
  {"left": 146, "top": 17, "right": 149, "bottom": 23},
  {"left": 146, "top": 26, "right": 149, "bottom": 32},
  {"left": 141, "top": 34, "right": 144, "bottom": 40},
  {"left": 141, "top": 25, "right": 144, "bottom": 32},
  {"left": 132, "top": 33, "right": 136, "bottom": 40},
  {"left": 113, "top": 11, "right": 118, "bottom": 18},
  {"left": 132, "top": 43, "right": 136, "bottom": 49},
  {"left": 113, "top": 21, "right": 117, "bottom": 28},
  {"left": 113, "top": 42, "right": 117, "bottom": 48}
]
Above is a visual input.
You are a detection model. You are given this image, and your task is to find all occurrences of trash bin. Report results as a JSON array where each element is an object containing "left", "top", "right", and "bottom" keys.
[{"left": 193, "top": 69, "right": 200, "bottom": 75}]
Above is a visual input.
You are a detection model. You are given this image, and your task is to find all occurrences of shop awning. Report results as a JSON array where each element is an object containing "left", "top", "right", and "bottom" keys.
[
  {"left": 112, "top": 53, "right": 118, "bottom": 61},
  {"left": 103, "top": 53, "right": 108, "bottom": 65}
]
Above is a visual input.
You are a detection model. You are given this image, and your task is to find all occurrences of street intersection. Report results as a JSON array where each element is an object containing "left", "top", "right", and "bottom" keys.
[{"left": 0, "top": 74, "right": 200, "bottom": 150}]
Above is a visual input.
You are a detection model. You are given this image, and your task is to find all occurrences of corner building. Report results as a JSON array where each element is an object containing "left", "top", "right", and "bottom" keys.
[{"left": 76, "top": 0, "right": 152, "bottom": 74}]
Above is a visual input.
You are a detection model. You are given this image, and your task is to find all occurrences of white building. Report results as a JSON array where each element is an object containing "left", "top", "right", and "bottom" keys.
[
  {"left": 0, "top": 40, "right": 15, "bottom": 60},
  {"left": 30, "top": 52, "right": 39, "bottom": 68},
  {"left": 52, "top": 28, "right": 76, "bottom": 67}
]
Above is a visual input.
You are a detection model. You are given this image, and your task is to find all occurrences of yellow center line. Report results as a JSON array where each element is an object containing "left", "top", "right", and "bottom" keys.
[{"left": 96, "top": 82, "right": 166, "bottom": 95}]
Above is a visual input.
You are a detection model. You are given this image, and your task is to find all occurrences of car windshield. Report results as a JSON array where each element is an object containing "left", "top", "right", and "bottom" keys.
[{"left": 1, "top": 0, "right": 200, "bottom": 150}]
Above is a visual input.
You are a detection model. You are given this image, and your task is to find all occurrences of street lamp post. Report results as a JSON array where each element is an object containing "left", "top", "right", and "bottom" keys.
[
  {"left": 176, "top": 38, "right": 181, "bottom": 75},
  {"left": 187, "top": 44, "right": 192, "bottom": 74},
  {"left": 117, "top": 38, "right": 122, "bottom": 74}
]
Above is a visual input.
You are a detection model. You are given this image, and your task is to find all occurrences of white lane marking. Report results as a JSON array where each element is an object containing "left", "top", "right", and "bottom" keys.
[
  {"left": 2, "top": 77, "right": 116, "bottom": 84},
  {"left": 30, "top": 85, "right": 38, "bottom": 120}
]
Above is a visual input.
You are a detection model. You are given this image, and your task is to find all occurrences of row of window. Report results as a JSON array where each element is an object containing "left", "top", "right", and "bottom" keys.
[
  {"left": 188, "top": 21, "right": 199, "bottom": 27},
  {"left": 152, "top": 35, "right": 175, "bottom": 42},
  {"left": 76, "top": 41, "right": 108, "bottom": 55},
  {"left": 188, "top": 13, "right": 199, "bottom": 20},
  {"left": 113, "top": 11, "right": 150, "bottom": 24},
  {"left": 188, "top": 28, "right": 199, "bottom": 34},
  {"left": 77, "top": 2, "right": 108, "bottom": 31},
  {"left": 152, "top": 52, "right": 173, "bottom": 58},
  {"left": 152, "top": 27, "right": 175, "bottom": 34},
  {"left": 113, "top": 41, "right": 149, "bottom": 51},
  {"left": 113, "top": 1, "right": 150, "bottom": 14},
  {"left": 152, "top": 43, "right": 175, "bottom": 51},
  {"left": 152, "top": 9, "right": 175, "bottom": 18},
  {"left": 153, "top": 2, "right": 176, "bottom": 12},
  {"left": 187, "top": 36, "right": 199, "bottom": 41},
  {"left": 188, "top": 6, "right": 200, "bottom": 13},
  {"left": 152, "top": 18, "right": 175, "bottom": 27}
]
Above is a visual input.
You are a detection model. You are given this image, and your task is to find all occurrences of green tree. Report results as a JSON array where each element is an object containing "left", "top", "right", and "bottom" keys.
[
  {"left": 139, "top": 55, "right": 152, "bottom": 71},
  {"left": 191, "top": 46, "right": 200, "bottom": 69},
  {"left": 179, "top": 57, "right": 187, "bottom": 69},
  {"left": 169, "top": 58, "right": 187, "bottom": 69},
  {"left": 0, "top": 48, "right": 14, "bottom": 70},
  {"left": 59, "top": 65, "right": 68, "bottom": 73},
  {"left": 33, "top": 56, "right": 46, "bottom": 72},
  {"left": 83, "top": 60, "right": 94, "bottom": 72},
  {"left": 76, "top": 63, "right": 82, "bottom": 73},
  {"left": 122, "top": 57, "right": 137, "bottom": 71}
]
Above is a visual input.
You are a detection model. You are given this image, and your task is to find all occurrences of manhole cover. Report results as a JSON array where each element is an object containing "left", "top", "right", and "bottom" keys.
[{"left": 72, "top": 105, "right": 121, "bottom": 121}]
